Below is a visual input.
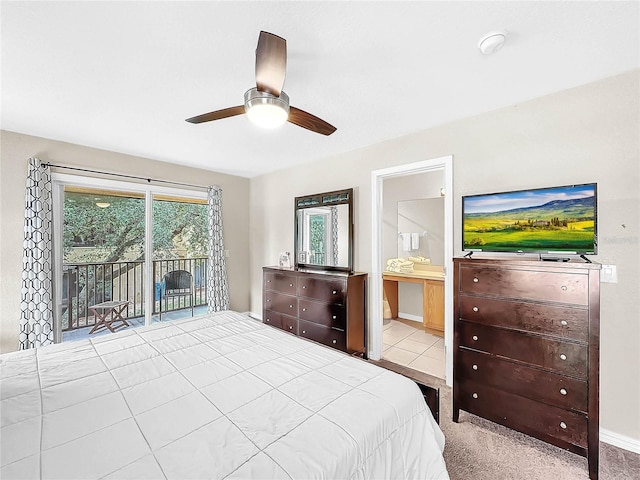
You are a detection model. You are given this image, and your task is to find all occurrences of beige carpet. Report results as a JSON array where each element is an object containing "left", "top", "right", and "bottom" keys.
[{"left": 371, "top": 360, "right": 640, "bottom": 479}]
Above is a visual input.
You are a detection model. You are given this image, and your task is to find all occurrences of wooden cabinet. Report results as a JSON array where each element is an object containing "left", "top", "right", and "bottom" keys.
[
  {"left": 453, "top": 258, "right": 600, "bottom": 480},
  {"left": 423, "top": 279, "right": 444, "bottom": 332},
  {"left": 382, "top": 272, "right": 444, "bottom": 333},
  {"left": 263, "top": 267, "right": 367, "bottom": 356}
]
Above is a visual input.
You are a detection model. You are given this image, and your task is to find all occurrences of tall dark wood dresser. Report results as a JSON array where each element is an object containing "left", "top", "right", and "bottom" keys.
[
  {"left": 453, "top": 257, "right": 601, "bottom": 479},
  {"left": 262, "top": 266, "right": 367, "bottom": 356}
]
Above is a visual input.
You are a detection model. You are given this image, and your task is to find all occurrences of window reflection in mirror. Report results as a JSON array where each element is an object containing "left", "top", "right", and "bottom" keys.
[{"left": 295, "top": 188, "right": 353, "bottom": 272}]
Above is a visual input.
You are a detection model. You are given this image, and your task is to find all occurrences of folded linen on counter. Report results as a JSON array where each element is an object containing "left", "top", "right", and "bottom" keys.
[
  {"left": 408, "top": 256, "right": 431, "bottom": 265},
  {"left": 386, "top": 258, "right": 414, "bottom": 273}
]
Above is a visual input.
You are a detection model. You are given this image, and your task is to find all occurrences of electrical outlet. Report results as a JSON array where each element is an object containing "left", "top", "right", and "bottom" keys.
[
  {"left": 600, "top": 264, "right": 617, "bottom": 283},
  {"left": 224, "top": 249, "right": 230, "bottom": 258}
]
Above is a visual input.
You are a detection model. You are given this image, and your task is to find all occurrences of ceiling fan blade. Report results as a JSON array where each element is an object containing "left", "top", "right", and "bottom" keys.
[
  {"left": 288, "top": 106, "right": 337, "bottom": 136},
  {"left": 185, "top": 106, "right": 245, "bottom": 124},
  {"left": 255, "top": 31, "right": 287, "bottom": 96}
]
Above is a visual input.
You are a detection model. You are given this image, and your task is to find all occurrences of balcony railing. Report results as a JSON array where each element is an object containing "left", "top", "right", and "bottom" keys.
[{"left": 61, "top": 258, "right": 208, "bottom": 331}]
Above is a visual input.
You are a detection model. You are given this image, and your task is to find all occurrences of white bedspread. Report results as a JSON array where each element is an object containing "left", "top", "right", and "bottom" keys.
[{"left": 1, "top": 311, "right": 449, "bottom": 479}]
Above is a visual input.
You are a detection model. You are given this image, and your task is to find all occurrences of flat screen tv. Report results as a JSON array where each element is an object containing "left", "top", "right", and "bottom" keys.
[{"left": 462, "top": 183, "right": 597, "bottom": 255}]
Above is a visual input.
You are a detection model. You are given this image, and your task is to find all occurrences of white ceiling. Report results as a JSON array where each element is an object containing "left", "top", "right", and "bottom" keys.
[{"left": 2, "top": 1, "right": 638, "bottom": 178}]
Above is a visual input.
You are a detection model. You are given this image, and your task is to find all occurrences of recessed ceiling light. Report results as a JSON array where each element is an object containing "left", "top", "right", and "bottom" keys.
[{"left": 478, "top": 31, "right": 507, "bottom": 55}]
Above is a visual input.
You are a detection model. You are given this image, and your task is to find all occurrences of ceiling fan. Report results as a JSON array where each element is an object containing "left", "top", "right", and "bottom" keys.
[{"left": 186, "top": 31, "right": 336, "bottom": 136}]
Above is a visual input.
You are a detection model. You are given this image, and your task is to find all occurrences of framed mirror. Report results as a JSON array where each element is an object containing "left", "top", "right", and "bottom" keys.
[{"left": 294, "top": 188, "right": 353, "bottom": 272}]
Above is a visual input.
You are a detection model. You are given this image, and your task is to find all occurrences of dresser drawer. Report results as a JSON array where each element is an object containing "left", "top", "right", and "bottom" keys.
[
  {"left": 264, "top": 272, "right": 297, "bottom": 295},
  {"left": 263, "top": 310, "right": 298, "bottom": 335},
  {"left": 298, "top": 276, "right": 346, "bottom": 304},
  {"left": 264, "top": 291, "right": 298, "bottom": 316},
  {"left": 263, "top": 309, "right": 284, "bottom": 329},
  {"left": 459, "top": 266, "right": 588, "bottom": 305},
  {"left": 456, "top": 349, "right": 588, "bottom": 412},
  {"left": 457, "top": 381, "right": 588, "bottom": 449},
  {"left": 299, "top": 319, "right": 347, "bottom": 351},
  {"left": 459, "top": 294, "right": 588, "bottom": 342},
  {"left": 298, "top": 299, "right": 346, "bottom": 329},
  {"left": 280, "top": 315, "right": 298, "bottom": 335},
  {"left": 458, "top": 321, "right": 587, "bottom": 379}
]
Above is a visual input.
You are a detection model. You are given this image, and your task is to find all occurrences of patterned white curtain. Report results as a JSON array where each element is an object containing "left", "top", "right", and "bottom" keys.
[
  {"left": 19, "top": 158, "right": 54, "bottom": 349},
  {"left": 207, "top": 186, "right": 230, "bottom": 312}
]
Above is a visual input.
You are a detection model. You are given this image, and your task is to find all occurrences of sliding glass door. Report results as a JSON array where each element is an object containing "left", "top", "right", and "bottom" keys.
[
  {"left": 151, "top": 195, "right": 208, "bottom": 323},
  {"left": 52, "top": 175, "right": 207, "bottom": 342}
]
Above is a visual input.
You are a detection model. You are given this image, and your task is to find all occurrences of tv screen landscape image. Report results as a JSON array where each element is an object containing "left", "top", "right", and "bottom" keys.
[{"left": 462, "top": 183, "right": 597, "bottom": 255}]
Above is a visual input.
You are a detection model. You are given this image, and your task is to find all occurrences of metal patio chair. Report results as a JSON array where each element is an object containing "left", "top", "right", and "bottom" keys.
[{"left": 159, "top": 270, "right": 194, "bottom": 320}]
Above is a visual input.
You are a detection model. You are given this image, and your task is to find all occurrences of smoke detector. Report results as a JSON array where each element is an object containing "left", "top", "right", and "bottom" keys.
[{"left": 478, "top": 31, "right": 507, "bottom": 55}]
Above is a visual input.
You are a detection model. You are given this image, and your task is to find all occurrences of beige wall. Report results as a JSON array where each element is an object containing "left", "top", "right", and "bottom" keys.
[
  {"left": 0, "top": 131, "right": 251, "bottom": 353},
  {"left": 249, "top": 71, "right": 640, "bottom": 443}
]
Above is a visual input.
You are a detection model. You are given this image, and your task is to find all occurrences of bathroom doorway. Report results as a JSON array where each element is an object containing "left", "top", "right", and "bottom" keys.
[{"left": 370, "top": 156, "right": 453, "bottom": 385}]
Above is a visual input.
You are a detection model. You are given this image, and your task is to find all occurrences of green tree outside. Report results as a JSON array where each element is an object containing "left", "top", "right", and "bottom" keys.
[{"left": 64, "top": 191, "right": 208, "bottom": 263}]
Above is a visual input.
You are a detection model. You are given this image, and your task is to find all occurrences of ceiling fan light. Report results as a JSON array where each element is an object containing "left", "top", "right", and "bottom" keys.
[
  {"left": 244, "top": 88, "right": 290, "bottom": 128},
  {"left": 246, "top": 104, "right": 288, "bottom": 128}
]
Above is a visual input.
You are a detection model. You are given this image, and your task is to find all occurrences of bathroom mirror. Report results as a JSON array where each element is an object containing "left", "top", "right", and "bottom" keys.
[
  {"left": 295, "top": 188, "right": 353, "bottom": 272},
  {"left": 397, "top": 197, "right": 445, "bottom": 264}
]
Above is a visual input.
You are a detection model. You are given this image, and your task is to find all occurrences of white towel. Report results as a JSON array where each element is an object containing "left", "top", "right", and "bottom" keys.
[
  {"left": 400, "top": 233, "right": 411, "bottom": 251},
  {"left": 411, "top": 232, "right": 419, "bottom": 250}
]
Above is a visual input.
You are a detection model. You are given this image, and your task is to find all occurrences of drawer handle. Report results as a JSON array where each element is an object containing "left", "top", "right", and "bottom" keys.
[
  {"left": 267, "top": 280, "right": 272, "bottom": 283},
  {"left": 332, "top": 339, "right": 337, "bottom": 344},
  {"left": 561, "top": 285, "right": 567, "bottom": 291},
  {"left": 472, "top": 335, "right": 479, "bottom": 341},
  {"left": 289, "top": 304, "right": 293, "bottom": 309},
  {"left": 302, "top": 330, "right": 306, "bottom": 334},
  {"left": 267, "top": 299, "right": 271, "bottom": 302},
  {"left": 266, "top": 318, "right": 270, "bottom": 322},
  {"left": 332, "top": 290, "right": 337, "bottom": 294},
  {"left": 560, "top": 354, "right": 567, "bottom": 361},
  {"left": 560, "top": 388, "right": 567, "bottom": 396},
  {"left": 289, "top": 326, "right": 293, "bottom": 330},
  {"left": 473, "top": 306, "right": 479, "bottom": 312},
  {"left": 332, "top": 315, "right": 337, "bottom": 320},
  {"left": 472, "top": 364, "right": 478, "bottom": 371},
  {"left": 303, "top": 285, "right": 307, "bottom": 289},
  {"left": 289, "top": 283, "right": 293, "bottom": 287},
  {"left": 302, "top": 308, "right": 307, "bottom": 312},
  {"left": 561, "top": 320, "right": 568, "bottom": 326},
  {"left": 473, "top": 277, "right": 479, "bottom": 283},
  {"left": 472, "top": 393, "right": 478, "bottom": 399},
  {"left": 560, "top": 422, "right": 567, "bottom": 429}
]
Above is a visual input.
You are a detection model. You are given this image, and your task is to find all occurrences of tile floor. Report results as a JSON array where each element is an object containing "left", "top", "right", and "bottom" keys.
[{"left": 382, "top": 318, "right": 445, "bottom": 379}]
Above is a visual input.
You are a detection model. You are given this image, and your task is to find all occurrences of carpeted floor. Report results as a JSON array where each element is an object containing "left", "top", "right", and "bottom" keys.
[{"left": 371, "top": 360, "right": 640, "bottom": 480}]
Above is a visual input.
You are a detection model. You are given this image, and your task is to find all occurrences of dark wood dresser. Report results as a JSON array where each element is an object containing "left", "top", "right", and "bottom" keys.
[
  {"left": 262, "top": 266, "right": 367, "bottom": 356},
  {"left": 452, "top": 257, "right": 601, "bottom": 479}
]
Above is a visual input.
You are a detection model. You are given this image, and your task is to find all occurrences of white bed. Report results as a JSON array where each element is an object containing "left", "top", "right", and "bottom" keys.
[{"left": 1, "top": 311, "right": 449, "bottom": 479}]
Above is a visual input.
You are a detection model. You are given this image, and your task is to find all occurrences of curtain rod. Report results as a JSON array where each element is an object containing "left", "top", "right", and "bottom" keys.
[{"left": 42, "top": 162, "right": 211, "bottom": 190}]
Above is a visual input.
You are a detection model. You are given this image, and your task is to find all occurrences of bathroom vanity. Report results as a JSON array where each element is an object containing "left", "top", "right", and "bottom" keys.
[{"left": 383, "top": 268, "right": 444, "bottom": 333}]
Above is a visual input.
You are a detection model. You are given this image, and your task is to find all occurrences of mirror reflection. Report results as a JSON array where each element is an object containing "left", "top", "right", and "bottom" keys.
[
  {"left": 295, "top": 189, "right": 353, "bottom": 272},
  {"left": 397, "top": 198, "right": 444, "bottom": 264}
]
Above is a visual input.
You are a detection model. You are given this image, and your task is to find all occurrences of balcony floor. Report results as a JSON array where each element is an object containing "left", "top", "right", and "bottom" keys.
[{"left": 62, "top": 305, "right": 209, "bottom": 343}]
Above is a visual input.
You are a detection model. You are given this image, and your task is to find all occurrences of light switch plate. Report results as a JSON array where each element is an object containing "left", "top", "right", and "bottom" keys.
[{"left": 600, "top": 264, "right": 617, "bottom": 283}]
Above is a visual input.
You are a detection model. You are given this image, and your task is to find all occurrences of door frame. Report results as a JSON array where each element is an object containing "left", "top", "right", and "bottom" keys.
[{"left": 370, "top": 155, "right": 454, "bottom": 386}]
